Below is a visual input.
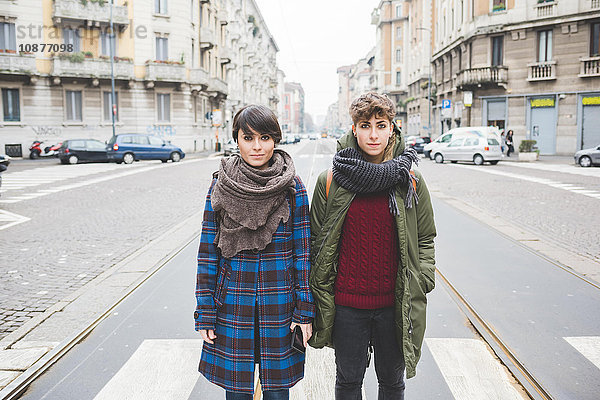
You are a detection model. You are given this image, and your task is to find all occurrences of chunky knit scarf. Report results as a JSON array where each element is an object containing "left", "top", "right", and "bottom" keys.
[
  {"left": 211, "top": 149, "right": 296, "bottom": 258},
  {"left": 332, "top": 146, "right": 420, "bottom": 214}
]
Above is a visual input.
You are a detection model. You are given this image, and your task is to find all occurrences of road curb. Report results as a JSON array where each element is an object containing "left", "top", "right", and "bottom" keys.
[{"left": 0, "top": 209, "right": 204, "bottom": 399}]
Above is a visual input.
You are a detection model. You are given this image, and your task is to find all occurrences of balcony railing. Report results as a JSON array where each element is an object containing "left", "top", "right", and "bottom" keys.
[
  {"left": 535, "top": 1, "right": 556, "bottom": 18},
  {"left": 207, "top": 77, "right": 228, "bottom": 96},
  {"left": 53, "top": 0, "right": 129, "bottom": 27},
  {"left": 592, "top": 0, "right": 600, "bottom": 9},
  {"left": 0, "top": 53, "right": 37, "bottom": 75},
  {"left": 455, "top": 66, "right": 508, "bottom": 89},
  {"left": 527, "top": 61, "right": 556, "bottom": 81},
  {"left": 189, "top": 68, "right": 209, "bottom": 87},
  {"left": 145, "top": 61, "right": 186, "bottom": 82},
  {"left": 579, "top": 56, "right": 600, "bottom": 77},
  {"left": 199, "top": 27, "right": 216, "bottom": 49},
  {"left": 53, "top": 56, "right": 133, "bottom": 79}
]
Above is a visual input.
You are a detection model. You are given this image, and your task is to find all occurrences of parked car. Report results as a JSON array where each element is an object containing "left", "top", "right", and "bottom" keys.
[
  {"left": 281, "top": 133, "right": 296, "bottom": 144},
  {"left": 574, "top": 144, "right": 600, "bottom": 167},
  {"left": 58, "top": 139, "right": 109, "bottom": 164},
  {"left": 406, "top": 136, "right": 432, "bottom": 154},
  {"left": 223, "top": 139, "right": 239, "bottom": 156},
  {"left": 424, "top": 126, "right": 501, "bottom": 159},
  {"left": 433, "top": 131, "right": 502, "bottom": 165},
  {"left": 0, "top": 154, "right": 10, "bottom": 196},
  {"left": 106, "top": 134, "right": 185, "bottom": 164}
]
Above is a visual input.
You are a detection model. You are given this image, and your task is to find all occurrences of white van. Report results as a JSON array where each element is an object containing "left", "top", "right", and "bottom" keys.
[
  {"left": 423, "top": 126, "right": 501, "bottom": 159},
  {"left": 432, "top": 128, "right": 503, "bottom": 165}
]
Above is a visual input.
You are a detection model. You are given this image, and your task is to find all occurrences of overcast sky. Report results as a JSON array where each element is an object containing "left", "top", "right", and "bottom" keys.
[{"left": 254, "top": 0, "right": 378, "bottom": 122}]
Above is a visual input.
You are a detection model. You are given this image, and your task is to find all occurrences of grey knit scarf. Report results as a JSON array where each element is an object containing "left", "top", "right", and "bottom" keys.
[
  {"left": 211, "top": 149, "right": 296, "bottom": 258},
  {"left": 332, "top": 146, "right": 420, "bottom": 214}
]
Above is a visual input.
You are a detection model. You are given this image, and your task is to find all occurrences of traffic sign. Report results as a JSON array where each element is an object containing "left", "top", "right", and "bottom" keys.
[{"left": 442, "top": 99, "right": 452, "bottom": 109}]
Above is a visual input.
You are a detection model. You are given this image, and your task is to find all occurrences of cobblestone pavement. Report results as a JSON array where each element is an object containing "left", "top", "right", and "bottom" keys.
[
  {"left": 0, "top": 155, "right": 219, "bottom": 339},
  {"left": 418, "top": 157, "right": 600, "bottom": 263}
]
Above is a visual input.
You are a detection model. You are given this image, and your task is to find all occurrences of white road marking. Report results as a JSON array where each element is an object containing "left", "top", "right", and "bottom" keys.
[
  {"left": 0, "top": 210, "right": 30, "bottom": 230},
  {"left": 426, "top": 338, "right": 525, "bottom": 400},
  {"left": 505, "top": 161, "right": 600, "bottom": 178},
  {"left": 564, "top": 336, "right": 600, "bottom": 370},
  {"left": 452, "top": 164, "right": 600, "bottom": 200},
  {"left": 93, "top": 339, "right": 203, "bottom": 400}
]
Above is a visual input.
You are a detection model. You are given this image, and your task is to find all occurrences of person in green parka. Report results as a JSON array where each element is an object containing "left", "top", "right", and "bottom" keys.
[{"left": 308, "top": 92, "right": 437, "bottom": 399}]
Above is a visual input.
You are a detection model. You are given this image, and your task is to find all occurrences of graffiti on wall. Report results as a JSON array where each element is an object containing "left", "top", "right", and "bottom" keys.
[
  {"left": 31, "top": 126, "right": 62, "bottom": 137},
  {"left": 146, "top": 125, "right": 176, "bottom": 137}
]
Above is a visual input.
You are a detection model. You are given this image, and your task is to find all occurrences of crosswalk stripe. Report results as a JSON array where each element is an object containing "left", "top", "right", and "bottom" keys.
[
  {"left": 426, "top": 338, "right": 525, "bottom": 400},
  {"left": 93, "top": 339, "right": 203, "bottom": 400},
  {"left": 564, "top": 337, "right": 600, "bottom": 370},
  {"left": 0, "top": 210, "right": 30, "bottom": 230}
]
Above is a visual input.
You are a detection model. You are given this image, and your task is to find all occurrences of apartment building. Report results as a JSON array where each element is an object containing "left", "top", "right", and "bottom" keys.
[
  {"left": 431, "top": 0, "right": 600, "bottom": 155},
  {"left": 281, "top": 82, "right": 304, "bottom": 134},
  {"left": 0, "top": 0, "right": 279, "bottom": 156}
]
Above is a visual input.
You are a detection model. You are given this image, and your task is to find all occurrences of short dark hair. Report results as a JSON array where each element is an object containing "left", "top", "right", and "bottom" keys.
[
  {"left": 232, "top": 105, "right": 282, "bottom": 143},
  {"left": 349, "top": 92, "right": 395, "bottom": 125}
]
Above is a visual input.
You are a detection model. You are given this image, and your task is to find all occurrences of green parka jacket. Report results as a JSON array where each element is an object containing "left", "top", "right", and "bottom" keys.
[{"left": 307, "top": 126, "right": 437, "bottom": 379}]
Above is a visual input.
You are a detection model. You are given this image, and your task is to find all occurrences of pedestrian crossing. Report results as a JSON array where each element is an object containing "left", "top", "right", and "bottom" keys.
[
  {"left": 70, "top": 336, "right": 600, "bottom": 399},
  {"left": 506, "top": 161, "right": 600, "bottom": 178},
  {"left": 0, "top": 209, "right": 30, "bottom": 230}
]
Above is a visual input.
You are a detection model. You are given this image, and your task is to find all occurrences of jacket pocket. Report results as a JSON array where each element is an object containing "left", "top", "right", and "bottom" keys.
[
  {"left": 418, "top": 268, "right": 435, "bottom": 294},
  {"left": 213, "top": 262, "right": 232, "bottom": 308}
]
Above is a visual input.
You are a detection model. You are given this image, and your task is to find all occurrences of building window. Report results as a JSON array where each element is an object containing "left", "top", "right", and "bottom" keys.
[
  {"left": 100, "top": 31, "right": 117, "bottom": 56},
  {"left": 396, "top": 5, "right": 402, "bottom": 18},
  {"left": 591, "top": 23, "right": 600, "bottom": 56},
  {"left": 396, "top": 48, "right": 402, "bottom": 63},
  {"left": 396, "top": 71, "right": 402, "bottom": 85},
  {"left": 492, "top": 36, "right": 503, "bottom": 66},
  {"left": 0, "top": 22, "right": 16, "bottom": 52},
  {"left": 492, "top": 0, "right": 506, "bottom": 12},
  {"left": 2, "top": 88, "right": 20, "bottom": 122},
  {"left": 199, "top": 4, "right": 203, "bottom": 27},
  {"left": 65, "top": 90, "right": 82, "bottom": 121},
  {"left": 103, "top": 91, "right": 119, "bottom": 122},
  {"left": 157, "top": 93, "right": 170, "bottom": 122},
  {"left": 156, "top": 37, "right": 168, "bottom": 61},
  {"left": 396, "top": 26, "right": 403, "bottom": 41},
  {"left": 63, "top": 28, "right": 80, "bottom": 52},
  {"left": 155, "top": 0, "right": 168, "bottom": 14},
  {"left": 538, "top": 30, "right": 553, "bottom": 62}
]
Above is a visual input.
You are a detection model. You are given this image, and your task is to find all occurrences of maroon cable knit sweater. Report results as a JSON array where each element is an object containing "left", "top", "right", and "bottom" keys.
[{"left": 335, "top": 191, "right": 399, "bottom": 309}]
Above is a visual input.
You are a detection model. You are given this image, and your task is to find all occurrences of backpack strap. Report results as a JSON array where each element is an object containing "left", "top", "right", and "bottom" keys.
[
  {"left": 409, "top": 170, "right": 417, "bottom": 192},
  {"left": 326, "top": 169, "right": 333, "bottom": 200}
]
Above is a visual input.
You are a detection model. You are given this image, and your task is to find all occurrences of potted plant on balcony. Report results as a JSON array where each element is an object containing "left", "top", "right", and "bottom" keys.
[{"left": 518, "top": 139, "right": 539, "bottom": 162}]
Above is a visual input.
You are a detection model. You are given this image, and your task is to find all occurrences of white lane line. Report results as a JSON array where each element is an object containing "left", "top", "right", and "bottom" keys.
[
  {"left": 93, "top": 339, "right": 203, "bottom": 400},
  {"left": 0, "top": 210, "right": 30, "bottom": 230},
  {"left": 506, "top": 162, "right": 600, "bottom": 178},
  {"left": 426, "top": 338, "right": 525, "bottom": 400},
  {"left": 452, "top": 164, "right": 600, "bottom": 200},
  {"left": 564, "top": 337, "right": 600, "bottom": 370}
]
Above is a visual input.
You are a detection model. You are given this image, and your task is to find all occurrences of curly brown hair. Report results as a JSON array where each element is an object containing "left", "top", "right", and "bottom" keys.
[{"left": 349, "top": 92, "right": 395, "bottom": 125}]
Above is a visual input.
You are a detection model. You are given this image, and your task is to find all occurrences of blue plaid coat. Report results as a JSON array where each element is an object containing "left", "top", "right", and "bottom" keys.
[{"left": 195, "top": 176, "right": 315, "bottom": 393}]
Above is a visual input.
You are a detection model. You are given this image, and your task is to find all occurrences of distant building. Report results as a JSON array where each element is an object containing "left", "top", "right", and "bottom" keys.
[{"left": 281, "top": 82, "right": 304, "bottom": 134}]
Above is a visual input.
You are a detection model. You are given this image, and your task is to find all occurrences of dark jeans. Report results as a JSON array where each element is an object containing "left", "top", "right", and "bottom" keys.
[
  {"left": 225, "top": 389, "right": 289, "bottom": 400},
  {"left": 334, "top": 305, "right": 405, "bottom": 400}
]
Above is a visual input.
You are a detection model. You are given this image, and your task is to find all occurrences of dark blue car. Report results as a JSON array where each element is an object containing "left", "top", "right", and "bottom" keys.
[{"left": 107, "top": 134, "right": 185, "bottom": 164}]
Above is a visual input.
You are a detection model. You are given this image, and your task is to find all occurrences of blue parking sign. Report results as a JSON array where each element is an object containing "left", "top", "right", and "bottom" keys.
[{"left": 442, "top": 99, "right": 452, "bottom": 109}]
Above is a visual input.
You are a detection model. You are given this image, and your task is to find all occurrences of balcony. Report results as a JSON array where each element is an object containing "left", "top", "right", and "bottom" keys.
[
  {"left": 219, "top": 47, "right": 232, "bottom": 64},
  {"left": 0, "top": 53, "right": 37, "bottom": 75},
  {"left": 145, "top": 61, "right": 186, "bottom": 82},
  {"left": 53, "top": 0, "right": 129, "bottom": 29},
  {"left": 53, "top": 56, "right": 133, "bottom": 79},
  {"left": 579, "top": 56, "right": 600, "bottom": 77},
  {"left": 455, "top": 66, "right": 508, "bottom": 89},
  {"left": 189, "top": 68, "right": 209, "bottom": 87},
  {"left": 527, "top": 61, "right": 556, "bottom": 81},
  {"left": 207, "top": 77, "right": 228, "bottom": 96},
  {"left": 218, "top": 9, "right": 228, "bottom": 25},
  {"left": 199, "top": 27, "right": 216, "bottom": 49},
  {"left": 534, "top": 1, "right": 556, "bottom": 18}
]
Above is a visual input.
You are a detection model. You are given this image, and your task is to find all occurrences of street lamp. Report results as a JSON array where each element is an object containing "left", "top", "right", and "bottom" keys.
[{"left": 417, "top": 27, "right": 432, "bottom": 137}]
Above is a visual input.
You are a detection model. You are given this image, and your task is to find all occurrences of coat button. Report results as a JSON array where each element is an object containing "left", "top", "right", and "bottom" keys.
[{"left": 194, "top": 311, "right": 199, "bottom": 319}]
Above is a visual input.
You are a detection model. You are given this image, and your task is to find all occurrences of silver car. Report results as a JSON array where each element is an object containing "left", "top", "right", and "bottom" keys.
[
  {"left": 434, "top": 134, "right": 502, "bottom": 165},
  {"left": 574, "top": 145, "right": 600, "bottom": 167}
]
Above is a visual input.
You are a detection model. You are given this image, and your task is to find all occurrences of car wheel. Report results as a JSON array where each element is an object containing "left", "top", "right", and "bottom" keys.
[
  {"left": 579, "top": 156, "right": 592, "bottom": 168},
  {"left": 489, "top": 160, "right": 499, "bottom": 165},
  {"left": 68, "top": 155, "right": 79, "bottom": 165},
  {"left": 123, "top": 153, "right": 135, "bottom": 164},
  {"left": 170, "top": 152, "right": 181, "bottom": 162},
  {"left": 30, "top": 151, "right": 40, "bottom": 160},
  {"left": 473, "top": 154, "right": 484, "bottom": 165},
  {"left": 434, "top": 153, "right": 444, "bottom": 164}
]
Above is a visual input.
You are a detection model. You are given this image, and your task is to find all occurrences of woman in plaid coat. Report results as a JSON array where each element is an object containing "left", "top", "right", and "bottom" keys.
[{"left": 194, "top": 105, "right": 315, "bottom": 399}]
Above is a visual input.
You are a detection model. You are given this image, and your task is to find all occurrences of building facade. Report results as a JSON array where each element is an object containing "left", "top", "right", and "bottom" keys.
[
  {"left": 281, "top": 82, "right": 304, "bottom": 134},
  {"left": 0, "top": 0, "right": 279, "bottom": 157},
  {"left": 430, "top": 0, "right": 600, "bottom": 155}
]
